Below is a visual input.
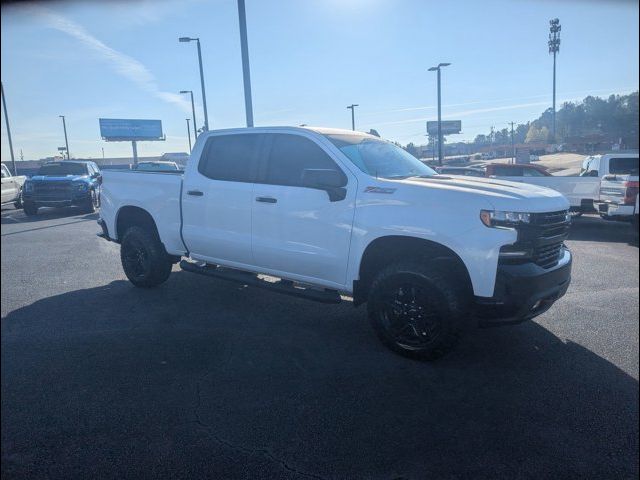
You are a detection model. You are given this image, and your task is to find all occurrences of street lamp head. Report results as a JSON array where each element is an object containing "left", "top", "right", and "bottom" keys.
[
  {"left": 179, "top": 90, "right": 191, "bottom": 94},
  {"left": 179, "top": 37, "right": 192, "bottom": 42},
  {"left": 438, "top": 62, "right": 451, "bottom": 67},
  {"left": 428, "top": 66, "right": 438, "bottom": 71}
]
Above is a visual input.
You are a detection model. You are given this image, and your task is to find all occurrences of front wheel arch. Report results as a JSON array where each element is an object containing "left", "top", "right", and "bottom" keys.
[{"left": 354, "top": 235, "right": 473, "bottom": 306}]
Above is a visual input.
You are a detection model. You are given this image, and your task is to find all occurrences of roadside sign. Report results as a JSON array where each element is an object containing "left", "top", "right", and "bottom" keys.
[
  {"left": 516, "top": 148, "right": 530, "bottom": 164},
  {"left": 99, "top": 118, "right": 164, "bottom": 141},
  {"left": 427, "top": 120, "right": 462, "bottom": 136},
  {"left": 57, "top": 146, "right": 67, "bottom": 151}
]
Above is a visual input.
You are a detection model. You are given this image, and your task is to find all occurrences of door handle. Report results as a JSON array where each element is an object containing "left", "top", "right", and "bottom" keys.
[
  {"left": 187, "top": 190, "right": 204, "bottom": 196},
  {"left": 255, "top": 196, "right": 277, "bottom": 203}
]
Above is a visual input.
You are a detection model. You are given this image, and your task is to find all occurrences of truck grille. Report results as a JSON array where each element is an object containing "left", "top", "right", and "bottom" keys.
[
  {"left": 501, "top": 210, "right": 570, "bottom": 269},
  {"left": 33, "top": 182, "right": 73, "bottom": 201}
]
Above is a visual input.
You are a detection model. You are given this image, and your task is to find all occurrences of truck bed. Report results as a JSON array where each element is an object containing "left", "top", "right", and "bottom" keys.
[{"left": 99, "top": 170, "right": 187, "bottom": 255}]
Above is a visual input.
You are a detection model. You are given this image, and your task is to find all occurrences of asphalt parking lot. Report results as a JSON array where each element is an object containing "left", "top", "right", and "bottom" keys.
[{"left": 1, "top": 205, "right": 638, "bottom": 479}]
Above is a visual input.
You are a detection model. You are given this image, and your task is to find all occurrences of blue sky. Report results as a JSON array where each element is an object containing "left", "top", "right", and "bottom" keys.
[{"left": 1, "top": 0, "right": 638, "bottom": 160}]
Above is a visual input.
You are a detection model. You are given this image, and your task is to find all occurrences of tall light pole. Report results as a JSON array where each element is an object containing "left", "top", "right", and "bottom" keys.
[
  {"left": 186, "top": 118, "right": 192, "bottom": 152},
  {"left": 549, "top": 18, "right": 561, "bottom": 143},
  {"left": 346, "top": 104, "right": 359, "bottom": 130},
  {"left": 59, "top": 115, "right": 70, "bottom": 160},
  {"left": 237, "top": 0, "right": 254, "bottom": 127},
  {"left": 1, "top": 81, "right": 17, "bottom": 175},
  {"left": 428, "top": 62, "right": 451, "bottom": 166},
  {"left": 180, "top": 90, "right": 198, "bottom": 144},
  {"left": 179, "top": 37, "right": 210, "bottom": 131}
]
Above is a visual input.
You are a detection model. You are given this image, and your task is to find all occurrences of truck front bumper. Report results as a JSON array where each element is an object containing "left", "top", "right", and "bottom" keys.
[
  {"left": 23, "top": 191, "right": 92, "bottom": 208},
  {"left": 474, "top": 247, "right": 572, "bottom": 326}
]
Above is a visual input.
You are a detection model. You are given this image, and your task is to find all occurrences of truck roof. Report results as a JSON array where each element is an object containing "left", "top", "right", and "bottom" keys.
[{"left": 200, "top": 126, "right": 377, "bottom": 138}]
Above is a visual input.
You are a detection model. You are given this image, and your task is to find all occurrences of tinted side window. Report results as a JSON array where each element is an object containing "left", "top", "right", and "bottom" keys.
[
  {"left": 265, "top": 134, "right": 344, "bottom": 187},
  {"left": 609, "top": 157, "right": 639, "bottom": 175},
  {"left": 199, "top": 134, "right": 262, "bottom": 182}
]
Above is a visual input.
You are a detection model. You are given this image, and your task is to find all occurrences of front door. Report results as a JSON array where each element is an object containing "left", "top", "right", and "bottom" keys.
[{"left": 251, "top": 133, "right": 356, "bottom": 288}]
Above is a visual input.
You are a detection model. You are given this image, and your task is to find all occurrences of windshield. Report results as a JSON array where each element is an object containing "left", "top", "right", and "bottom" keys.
[
  {"left": 136, "top": 162, "right": 179, "bottom": 171},
  {"left": 609, "top": 157, "right": 639, "bottom": 175},
  {"left": 325, "top": 134, "right": 436, "bottom": 179},
  {"left": 37, "top": 162, "right": 88, "bottom": 176}
]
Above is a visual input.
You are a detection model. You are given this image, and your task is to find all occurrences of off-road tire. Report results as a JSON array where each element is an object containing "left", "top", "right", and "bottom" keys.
[
  {"left": 120, "top": 226, "right": 173, "bottom": 288},
  {"left": 81, "top": 189, "right": 99, "bottom": 214},
  {"left": 23, "top": 202, "right": 38, "bottom": 216},
  {"left": 367, "top": 260, "right": 469, "bottom": 361}
]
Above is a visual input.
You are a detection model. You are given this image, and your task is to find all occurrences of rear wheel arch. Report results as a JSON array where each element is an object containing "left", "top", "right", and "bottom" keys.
[
  {"left": 115, "top": 206, "right": 160, "bottom": 242},
  {"left": 354, "top": 235, "right": 473, "bottom": 305}
]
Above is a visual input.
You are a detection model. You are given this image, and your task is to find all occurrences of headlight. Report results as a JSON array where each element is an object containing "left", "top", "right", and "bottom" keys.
[
  {"left": 24, "top": 182, "right": 33, "bottom": 193},
  {"left": 74, "top": 183, "right": 88, "bottom": 192},
  {"left": 480, "top": 209, "right": 531, "bottom": 228}
]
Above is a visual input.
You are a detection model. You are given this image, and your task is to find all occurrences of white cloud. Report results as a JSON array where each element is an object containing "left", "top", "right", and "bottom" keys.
[{"left": 32, "top": 6, "right": 191, "bottom": 114}]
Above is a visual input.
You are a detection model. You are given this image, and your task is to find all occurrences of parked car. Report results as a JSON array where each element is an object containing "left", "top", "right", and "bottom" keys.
[
  {"left": 593, "top": 155, "right": 639, "bottom": 230},
  {"left": 133, "top": 161, "right": 180, "bottom": 172},
  {"left": 436, "top": 166, "right": 486, "bottom": 177},
  {"left": 1, "top": 163, "right": 26, "bottom": 208},
  {"left": 98, "top": 127, "right": 572, "bottom": 361},
  {"left": 487, "top": 156, "right": 640, "bottom": 216},
  {"left": 22, "top": 161, "right": 102, "bottom": 216}
]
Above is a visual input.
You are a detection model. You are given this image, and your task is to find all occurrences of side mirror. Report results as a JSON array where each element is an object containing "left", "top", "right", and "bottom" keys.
[{"left": 301, "top": 169, "right": 347, "bottom": 201}]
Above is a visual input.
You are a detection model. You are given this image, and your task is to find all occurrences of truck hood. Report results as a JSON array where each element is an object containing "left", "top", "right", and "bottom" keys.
[
  {"left": 29, "top": 175, "right": 89, "bottom": 182},
  {"left": 397, "top": 175, "right": 570, "bottom": 213}
]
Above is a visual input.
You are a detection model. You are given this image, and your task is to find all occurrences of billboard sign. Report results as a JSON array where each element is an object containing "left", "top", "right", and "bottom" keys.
[
  {"left": 99, "top": 118, "right": 163, "bottom": 141},
  {"left": 426, "top": 120, "right": 462, "bottom": 136}
]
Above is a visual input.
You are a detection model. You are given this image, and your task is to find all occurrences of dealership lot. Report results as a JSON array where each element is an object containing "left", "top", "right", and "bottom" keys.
[{"left": 1, "top": 206, "right": 638, "bottom": 479}]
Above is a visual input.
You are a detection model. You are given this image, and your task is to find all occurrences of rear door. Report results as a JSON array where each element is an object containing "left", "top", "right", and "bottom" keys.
[
  {"left": 251, "top": 132, "right": 357, "bottom": 287},
  {"left": 181, "top": 133, "right": 263, "bottom": 266}
]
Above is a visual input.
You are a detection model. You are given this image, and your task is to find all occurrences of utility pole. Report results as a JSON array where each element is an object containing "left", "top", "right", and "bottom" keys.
[
  {"left": 59, "top": 115, "right": 70, "bottom": 159},
  {"left": 509, "top": 122, "right": 516, "bottom": 163},
  {"left": 237, "top": 0, "right": 254, "bottom": 127},
  {"left": 186, "top": 118, "right": 192, "bottom": 152},
  {"left": 346, "top": 104, "right": 359, "bottom": 130},
  {"left": 1, "top": 81, "right": 17, "bottom": 175},
  {"left": 549, "top": 18, "right": 561, "bottom": 143},
  {"left": 428, "top": 63, "right": 451, "bottom": 166}
]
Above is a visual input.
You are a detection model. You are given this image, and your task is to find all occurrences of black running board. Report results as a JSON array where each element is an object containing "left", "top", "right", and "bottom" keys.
[{"left": 179, "top": 260, "right": 342, "bottom": 304}]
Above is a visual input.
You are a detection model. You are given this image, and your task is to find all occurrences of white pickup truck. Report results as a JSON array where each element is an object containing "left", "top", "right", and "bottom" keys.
[
  {"left": 98, "top": 127, "right": 572, "bottom": 360},
  {"left": 1, "top": 163, "right": 25, "bottom": 208},
  {"left": 493, "top": 153, "right": 639, "bottom": 217}
]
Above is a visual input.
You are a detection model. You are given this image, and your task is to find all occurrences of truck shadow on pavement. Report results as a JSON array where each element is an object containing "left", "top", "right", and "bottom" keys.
[
  {"left": 2, "top": 271, "right": 638, "bottom": 479},
  {"left": 0, "top": 206, "right": 97, "bottom": 225},
  {"left": 568, "top": 215, "right": 638, "bottom": 246}
]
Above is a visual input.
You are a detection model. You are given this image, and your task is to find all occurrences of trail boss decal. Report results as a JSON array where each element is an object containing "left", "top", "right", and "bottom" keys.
[{"left": 364, "top": 186, "right": 397, "bottom": 194}]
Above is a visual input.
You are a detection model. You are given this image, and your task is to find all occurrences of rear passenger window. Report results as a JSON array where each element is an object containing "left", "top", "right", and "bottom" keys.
[
  {"left": 265, "top": 134, "right": 344, "bottom": 187},
  {"left": 199, "top": 134, "right": 262, "bottom": 182}
]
